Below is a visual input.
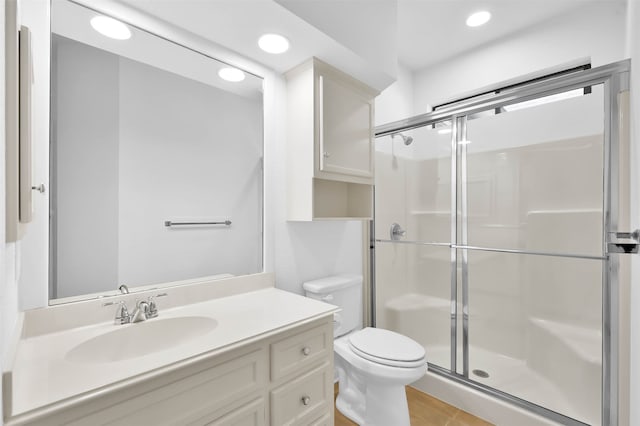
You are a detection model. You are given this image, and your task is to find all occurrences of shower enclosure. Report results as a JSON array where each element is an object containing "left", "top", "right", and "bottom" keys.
[{"left": 372, "top": 60, "right": 632, "bottom": 426}]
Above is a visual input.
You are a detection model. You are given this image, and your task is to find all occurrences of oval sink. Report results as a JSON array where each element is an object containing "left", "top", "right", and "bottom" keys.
[{"left": 66, "top": 316, "right": 217, "bottom": 363}]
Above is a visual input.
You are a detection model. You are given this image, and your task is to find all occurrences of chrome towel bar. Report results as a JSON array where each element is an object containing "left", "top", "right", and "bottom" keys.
[{"left": 164, "top": 220, "right": 232, "bottom": 227}]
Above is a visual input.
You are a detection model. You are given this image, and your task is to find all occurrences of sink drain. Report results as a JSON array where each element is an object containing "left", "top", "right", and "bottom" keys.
[{"left": 472, "top": 369, "right": 490, "bottom": 378}]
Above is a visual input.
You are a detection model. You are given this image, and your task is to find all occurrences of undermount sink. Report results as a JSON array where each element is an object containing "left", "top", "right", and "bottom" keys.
[{"left": 66, "top": 316, "right": 218, "bottom": 363}]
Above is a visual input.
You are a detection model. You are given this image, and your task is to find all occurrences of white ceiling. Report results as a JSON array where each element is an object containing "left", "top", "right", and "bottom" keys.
[
  {"left": 397, "top": 0, "right": 623, "bottom": 70},
  {"left": 107, "top": 0, "right": 625, "bottom": 90},
  {"left": 114, "top": 0, "right": 398, "bottom": 90}
]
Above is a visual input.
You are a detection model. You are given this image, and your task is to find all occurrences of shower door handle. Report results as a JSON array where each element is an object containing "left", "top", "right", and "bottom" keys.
[{"left": 608, "top": 230, "right": 639, "bottom": 254}]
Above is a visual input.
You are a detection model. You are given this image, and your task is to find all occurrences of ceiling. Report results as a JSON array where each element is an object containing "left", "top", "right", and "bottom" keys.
[
  {"left": 115, "top": 0, "right": 398, "bottom": 90},
  {"left": 396, "top": 0, "right": 619, "bottom": 70},
  {"left": 110, "top": 0, "right": 626, "bottom": 90}
]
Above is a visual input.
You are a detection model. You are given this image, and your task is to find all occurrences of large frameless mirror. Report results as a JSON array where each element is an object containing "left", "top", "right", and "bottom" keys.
[{"left": 50, "top": 0, "right": 264, "bottom": 303}]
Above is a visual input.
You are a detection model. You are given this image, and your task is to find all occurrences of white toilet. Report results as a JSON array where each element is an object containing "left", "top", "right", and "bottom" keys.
[{"left": 303, "top": 275, "right": 427, "bottom": 426}]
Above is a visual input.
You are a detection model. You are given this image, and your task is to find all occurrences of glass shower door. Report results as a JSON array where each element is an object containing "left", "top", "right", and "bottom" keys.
[
  {"left": 374, "top": 122, "right": 454, "bottom": 370},
  {"left": 373, "top": 61, "right": 630, "bottom": 426},
  {"left": 459, "top": 85, "right": 605, "bottom": 425}
]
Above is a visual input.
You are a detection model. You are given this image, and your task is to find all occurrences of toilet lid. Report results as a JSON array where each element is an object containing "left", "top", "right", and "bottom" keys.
[{"left": 348, "top": 328, "right": 426, "bottom": 368}]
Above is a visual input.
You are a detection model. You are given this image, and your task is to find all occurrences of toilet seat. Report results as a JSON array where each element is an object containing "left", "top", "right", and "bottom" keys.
[{"left": 348, "top": 327, "right": 426, "bottom": 368}]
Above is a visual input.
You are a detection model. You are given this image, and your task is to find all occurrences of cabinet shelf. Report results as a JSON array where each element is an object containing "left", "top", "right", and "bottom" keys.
[{"left": 312, "top": 178, "right": 372, "bottom": 220}]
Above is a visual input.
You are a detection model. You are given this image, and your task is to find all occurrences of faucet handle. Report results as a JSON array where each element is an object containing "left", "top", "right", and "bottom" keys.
[
  {"left": 103, "top": 300, "right": 131, "bottom": 325},
  {"left": 131, "top": 300, "right": 151, "bottom": 323},
  {"left": 147, "top": 293, "right": 168, "bottom": 319}
]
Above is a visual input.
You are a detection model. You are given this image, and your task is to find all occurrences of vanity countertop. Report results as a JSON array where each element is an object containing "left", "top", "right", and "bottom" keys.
[{"left": 3, "top": 283, "right": 338, "bottom": 422}]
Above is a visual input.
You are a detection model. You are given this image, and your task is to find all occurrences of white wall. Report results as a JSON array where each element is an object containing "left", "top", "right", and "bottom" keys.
[
  {"left": 375, "top": 62, "right": 413, "bottom": 126},
  {"left": 0, "top": 1, "right": 20, "bottom": 425},
  {"left": 625, "top": 1, "right": 639, "bottom": 425},
  {"left": 17, "top": 0, "right": 48, "bottom": 310},
  {"left": 275, "top": 0, "right": 398, "bottom": 81},
  {"left": 412, "top": 2, "right": 628, "bottom": 112}
]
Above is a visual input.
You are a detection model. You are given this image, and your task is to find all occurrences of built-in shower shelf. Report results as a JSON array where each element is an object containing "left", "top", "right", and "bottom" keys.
[{"left": 529, "top": 317, "right": 601, "bottom": 365}]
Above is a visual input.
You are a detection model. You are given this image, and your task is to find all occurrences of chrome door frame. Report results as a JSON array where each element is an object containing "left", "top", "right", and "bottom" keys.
[{"left": 372, "top": 59, "right": 630, "bottom": 426}]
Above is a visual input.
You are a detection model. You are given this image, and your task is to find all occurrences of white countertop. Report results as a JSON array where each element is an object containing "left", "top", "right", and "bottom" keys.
[{"left": 6, "top": 287, "right": 337, "bottom": 420}]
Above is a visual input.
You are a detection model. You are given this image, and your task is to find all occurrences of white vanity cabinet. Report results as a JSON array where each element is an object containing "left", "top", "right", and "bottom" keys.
[
  {"left": 12, "top": 317, "right": 334, "bottom": 426},
  {"left": 286, "top": 58, "right": 378, "bottom": 221}
]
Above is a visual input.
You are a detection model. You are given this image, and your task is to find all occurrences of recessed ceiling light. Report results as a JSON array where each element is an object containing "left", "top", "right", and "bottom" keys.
[
  {"left": 90, "top": 15, "right": 132, "bottom": 40},
  {"left": 466, "top": 11, "right": 491, "bottom": 27},
  {"left": 258, "top": 33, "right": 290, "bottom": 54},
  {"left": 218, "top": 67, "right": 246, "bottom": 82}
]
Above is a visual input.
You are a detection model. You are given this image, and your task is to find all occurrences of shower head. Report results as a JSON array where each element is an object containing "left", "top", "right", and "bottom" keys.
[{"left": 392, "top": 133, "right": 414, "bottom": 146}]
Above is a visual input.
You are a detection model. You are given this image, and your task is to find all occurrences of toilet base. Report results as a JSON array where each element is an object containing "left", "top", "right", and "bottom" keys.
[
  {"left": 334, "top": 335, "right": 424, "bottom": 426},
  {"left": 336, "top": 381, "right": 411, "bottom": 426}
]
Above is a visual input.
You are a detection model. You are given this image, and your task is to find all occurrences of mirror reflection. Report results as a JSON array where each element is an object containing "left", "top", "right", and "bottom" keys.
[{"left": 50, "top": 0, "right": 264, "bottom": 302}]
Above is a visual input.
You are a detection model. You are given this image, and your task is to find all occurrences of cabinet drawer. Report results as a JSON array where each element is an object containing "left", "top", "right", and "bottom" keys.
[
  {"left": 65, "top": 348, "right": 267, "bottom": 426},
  {"left": 204, "top": 398, "right": 265, "bottom": 426},
  {"left": 270, "top": 363, "right": 331, "bottom": 426},
  {"left": 270, "top": 323, "right": 331, "bottom": 381},
  {"left": 309, "top": 413, "right": 331, "bottom": 426}
]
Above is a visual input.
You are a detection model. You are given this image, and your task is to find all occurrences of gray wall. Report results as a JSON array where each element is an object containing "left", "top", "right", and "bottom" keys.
[
  {"left": 52, "top": 35, "right": 119, "bottom": 298},
  {"left": 117, "top": 57, "right": 263, "bottom": 286}
]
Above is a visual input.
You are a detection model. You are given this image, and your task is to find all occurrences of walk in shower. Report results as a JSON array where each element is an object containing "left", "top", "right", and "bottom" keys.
[{"left": 372, "top": 61, "right": 633, "bottom": 425}]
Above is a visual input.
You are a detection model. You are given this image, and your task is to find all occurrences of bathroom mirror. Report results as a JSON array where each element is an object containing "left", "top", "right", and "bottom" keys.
[{"left": 49, "top": 0, "right": 264, "bottom": 302}]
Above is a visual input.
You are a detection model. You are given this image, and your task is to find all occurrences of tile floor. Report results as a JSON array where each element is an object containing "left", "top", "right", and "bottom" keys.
[{"left": 334, "top": 384, "right": 494, "bottom": 426}]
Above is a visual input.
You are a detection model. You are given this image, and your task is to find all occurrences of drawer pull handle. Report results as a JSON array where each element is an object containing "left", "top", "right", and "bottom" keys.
[
  {"left": 302, "top": 346, "right": 311, "bottom": 356},
  {"left": 301, "top": 395, "right": 311, "bottom": 406}
]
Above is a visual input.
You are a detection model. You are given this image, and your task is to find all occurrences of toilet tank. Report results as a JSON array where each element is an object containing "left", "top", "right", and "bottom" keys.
[{"left": 303, "top": 275, "right": 362, "bottom": 337}]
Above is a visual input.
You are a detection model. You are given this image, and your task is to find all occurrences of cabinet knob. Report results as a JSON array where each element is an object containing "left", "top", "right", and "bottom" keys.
[
  {"left": 301, "top": 395, "right": 311, "bottom": 406},
  {"left": 301, "top": 346, "right": 311, "bottom": 356},
  {"left": 323, "top": 151, "right": 331, "bottom": 158}
]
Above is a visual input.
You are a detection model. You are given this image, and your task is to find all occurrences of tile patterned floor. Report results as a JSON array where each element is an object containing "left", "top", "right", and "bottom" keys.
[{"left": 334, "top": 384, "right": 494, "bottom": 426}]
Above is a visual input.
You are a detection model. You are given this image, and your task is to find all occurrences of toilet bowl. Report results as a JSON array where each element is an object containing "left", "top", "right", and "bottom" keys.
[
  {"left": 303, "top": 275, "right": 428, "bottom": 426},
  {"left": 334, "top": 327, "right": 427, "bottom": 426}
]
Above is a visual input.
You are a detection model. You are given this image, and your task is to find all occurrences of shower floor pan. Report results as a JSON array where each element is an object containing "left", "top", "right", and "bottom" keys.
[{"left": 426, "top": 345, "right": 598, "bottom": 426}]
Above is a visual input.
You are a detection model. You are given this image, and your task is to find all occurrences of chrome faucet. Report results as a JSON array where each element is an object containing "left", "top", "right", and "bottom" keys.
[
  {"left": 118, "top": 284, "right": 130, "bottom": 294},
  {"left": 131, "top": 293, "right": 168, "bottom": 322},
  {"left": 131, "top": 300, "right": 150, "bottom": 323},
  {"left": 103, "top": 293, "right": 168, "bottom": 325}
]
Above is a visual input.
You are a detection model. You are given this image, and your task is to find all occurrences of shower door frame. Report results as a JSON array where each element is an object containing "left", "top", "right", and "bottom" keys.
[{"left": 372, "top": 59, "right": 630, "bottom": 426}]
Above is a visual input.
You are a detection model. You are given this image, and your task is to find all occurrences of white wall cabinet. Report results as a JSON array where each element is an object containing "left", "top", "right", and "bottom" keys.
[
  {"left": 15, "top": 317, "right": 334, "bottom": 426},
  {"left": 286, "top": 58, "right": 378, "bottom": 221}
]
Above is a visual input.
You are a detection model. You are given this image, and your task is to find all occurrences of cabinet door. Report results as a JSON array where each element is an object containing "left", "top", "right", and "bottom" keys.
[{"left": 317, "top": 74, "right": 373, "bottom": 180}]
